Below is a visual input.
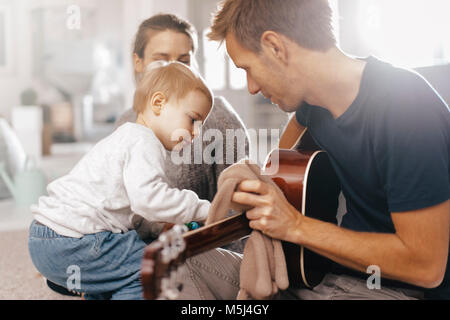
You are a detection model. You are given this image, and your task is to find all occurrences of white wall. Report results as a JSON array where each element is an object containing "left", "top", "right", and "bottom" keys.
[
  {"left": 0, "top": 0, "right": 283, "bottom": 136},
  {"left": 0, "top": 0, "right": 32, "bottom": 120},
  {"left": 0, "top": 0, "right": 192, "bottom": 125},
  {"left": 0, "top": 0, "right": 126, "bottom": 119}
]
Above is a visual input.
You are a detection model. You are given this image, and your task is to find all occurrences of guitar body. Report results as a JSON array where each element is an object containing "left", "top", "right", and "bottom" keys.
[{"left": 263, "top": 140, "right": 341, "bottom": 288}]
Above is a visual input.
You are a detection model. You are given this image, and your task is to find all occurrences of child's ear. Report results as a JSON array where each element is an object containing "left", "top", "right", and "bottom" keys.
[{"left": 150, "top": 92, "right": 166, "bottom": 115}]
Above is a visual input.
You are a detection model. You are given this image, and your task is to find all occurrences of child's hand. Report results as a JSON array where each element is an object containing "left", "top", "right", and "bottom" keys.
[{"left": 162, "top": 223, "right": 175, "bottom": 233}]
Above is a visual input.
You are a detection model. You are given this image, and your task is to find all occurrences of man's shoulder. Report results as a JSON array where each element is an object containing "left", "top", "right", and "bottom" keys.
[
  {"left": 364, "top": 58, "right": 448, "bottom": 119},
  {"left": 368, "top": 57, "right": 438, "bottom": 99}
]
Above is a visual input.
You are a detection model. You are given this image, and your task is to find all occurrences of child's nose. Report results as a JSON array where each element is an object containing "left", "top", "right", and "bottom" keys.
[
  {"left": 192, "top": 129, "right": 199, "bottom": 140},
  {"left": 192, "top": 122, "right": 202, "bottom": 139}
]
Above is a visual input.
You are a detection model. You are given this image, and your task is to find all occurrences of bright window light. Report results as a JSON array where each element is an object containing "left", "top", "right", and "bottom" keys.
[
  {"left": 357, "top": 0, "right": 450, "bottom": 68},
  {"left": 203, "top": 28, "right": 247, "bottom": 91},
  {"left": 202, "top": 29, "right": 226, "bottom": 90},
  {"left": 228, "top": 58, "right": 246, "bottom": 90}
]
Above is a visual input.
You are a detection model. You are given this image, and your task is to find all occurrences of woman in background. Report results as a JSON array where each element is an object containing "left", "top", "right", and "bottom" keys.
[{"left": 116, "top": 14, "right": 250, "bottom": 249}]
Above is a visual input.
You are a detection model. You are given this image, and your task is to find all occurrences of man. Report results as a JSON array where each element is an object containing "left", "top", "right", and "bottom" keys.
[{"left": 208, "top": 0, "right": 450, "bottom": 299}]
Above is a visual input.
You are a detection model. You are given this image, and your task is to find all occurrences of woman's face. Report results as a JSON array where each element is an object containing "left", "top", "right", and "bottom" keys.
[{"left": 134, "top": 29, "right": 194, "bottom": 74}]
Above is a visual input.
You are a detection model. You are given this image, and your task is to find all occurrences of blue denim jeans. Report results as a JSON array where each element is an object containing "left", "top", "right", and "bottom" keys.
[
  {"left": 28, "top": 220, "right": 242, "bottom": 300},
  {"left": 28, "top": 220, "right": 147, "bottom": 300}
]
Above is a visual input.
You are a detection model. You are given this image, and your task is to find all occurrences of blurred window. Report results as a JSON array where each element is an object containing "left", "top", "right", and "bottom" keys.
[
  {"left": 202, "top": 28, "right": 246, "bottom": 91},
  {"left": 357, "top": 0, "right": 450, "bottom": 68}
]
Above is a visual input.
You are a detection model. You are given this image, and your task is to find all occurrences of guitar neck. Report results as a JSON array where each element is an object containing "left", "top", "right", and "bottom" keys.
[
  {"left": 279, "top": 115, "right": 307, "bottom": 150},
  {"left": 181, "top": 213, "right": 251, "bottom": 260}
]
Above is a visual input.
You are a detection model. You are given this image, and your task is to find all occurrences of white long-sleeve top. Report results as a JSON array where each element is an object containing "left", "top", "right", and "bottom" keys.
[{"left": 31, "top": 123, "right": 210, "bottom": 238}]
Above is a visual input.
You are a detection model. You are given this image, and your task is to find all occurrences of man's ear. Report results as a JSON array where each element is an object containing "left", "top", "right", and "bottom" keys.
[
  {"left": 260, "top": 31, "right": 288, "bottom": 65},
  {"left": 150, "top": 92, "right": 166, "bottom": 115},
  {"left": 134, "top": 53, "right": 145, "bottom": 73}
]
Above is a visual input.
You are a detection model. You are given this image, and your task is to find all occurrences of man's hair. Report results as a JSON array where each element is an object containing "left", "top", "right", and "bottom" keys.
[
  {"left": 133, "top": 61, "right": 213, "bottom": 114},
  {"left": 133, "top": 13, "right": 199, "bottom": 59},
  {"left": 208, "top": 0, "right": 336, "bottom": 52}
]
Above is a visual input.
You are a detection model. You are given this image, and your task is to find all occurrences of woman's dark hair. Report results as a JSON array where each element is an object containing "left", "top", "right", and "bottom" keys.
[{"left": 133, "top": 13, "right": 199, "bottom": 59}]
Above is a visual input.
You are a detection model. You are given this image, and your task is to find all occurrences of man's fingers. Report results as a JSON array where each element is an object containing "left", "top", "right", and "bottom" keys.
[
  {"left": 248, "top": 217, "right": 268, "bottom": 233},
  {"left": 245, "top": 208, "right": 258, "bottom": 220},
  {"left": 232, "top": 191, "right": 262, "bottom": 207},
  {"left": 233, "top": 180, "right": 273, "bottom": 207},
  {"left": 236, "top": 180, "right": 269, "bottom": 194},
  {"left": 246, "top": 209, "right": 268, "bottom": 228},
  {"left": 249, "top": 219, "right": 260, "bottom": 231}
]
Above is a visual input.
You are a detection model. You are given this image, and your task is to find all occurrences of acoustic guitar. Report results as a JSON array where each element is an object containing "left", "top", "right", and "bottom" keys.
[{"left": 141, "top": 129, "right": 341, "bottom": 300}]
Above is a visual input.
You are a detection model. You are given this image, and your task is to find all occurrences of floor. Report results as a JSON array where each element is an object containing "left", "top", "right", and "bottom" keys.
[
  {"left": 0, "top": 143, "right": 90, "bottom": 300},
  {"left": 0, "top": 229, "right": 79, "bottom": 300}
]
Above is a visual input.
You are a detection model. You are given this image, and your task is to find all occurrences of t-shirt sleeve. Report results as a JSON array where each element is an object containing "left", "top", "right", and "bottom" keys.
[
  {"left": 380, "top": 77, "right": 450, "bottom": 212},
  {"left": 123, "top": 138, "right": 210, "bottom": 224}
]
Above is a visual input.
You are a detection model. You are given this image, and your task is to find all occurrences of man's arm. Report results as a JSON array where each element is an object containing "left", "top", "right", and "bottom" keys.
[
  {"left": 297, "top": 200, "right": 449, "bottom": 288},
  {"left": 233, "top": 179, "right": 449, "bottom": 289}
]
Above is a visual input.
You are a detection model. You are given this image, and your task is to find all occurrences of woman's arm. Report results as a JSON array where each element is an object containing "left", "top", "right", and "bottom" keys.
[{"left": 211, "top": 96, "right": 250, "bottom": 169}]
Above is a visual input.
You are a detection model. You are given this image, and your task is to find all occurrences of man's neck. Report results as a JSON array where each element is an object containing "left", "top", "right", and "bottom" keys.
[{"left": 297, "top": 48, "right": 367, "bottom": 119}]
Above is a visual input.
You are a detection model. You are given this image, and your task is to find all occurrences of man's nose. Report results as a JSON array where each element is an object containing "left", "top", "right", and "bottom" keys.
[{"left": 247, "top": 74, "right": 260, "bottom": 95}]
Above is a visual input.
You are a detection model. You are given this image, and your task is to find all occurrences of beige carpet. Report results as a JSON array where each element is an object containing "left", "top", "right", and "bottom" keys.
[{"left": 0, "top": 229, "right": 79, "bottom": 300}]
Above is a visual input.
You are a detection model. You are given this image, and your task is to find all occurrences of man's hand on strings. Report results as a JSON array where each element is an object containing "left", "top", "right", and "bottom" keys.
[{"left": 232, "top": 179, "right": 303, "bottom": 243}]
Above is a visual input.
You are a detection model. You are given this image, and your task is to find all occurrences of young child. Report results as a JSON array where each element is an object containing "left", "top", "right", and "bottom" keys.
[{"left": 28, "top": 61, "right": 214, "bottom": 300}]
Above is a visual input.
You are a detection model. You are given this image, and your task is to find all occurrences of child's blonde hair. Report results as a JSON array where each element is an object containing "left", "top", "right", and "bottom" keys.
[{"left": 133, "top": 61, "right": 213, "bottom": 114}]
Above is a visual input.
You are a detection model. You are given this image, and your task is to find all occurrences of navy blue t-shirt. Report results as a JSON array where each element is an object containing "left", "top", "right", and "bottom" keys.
[{"left": 295, "top": 56, "right": 450, "bottom": 299}]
